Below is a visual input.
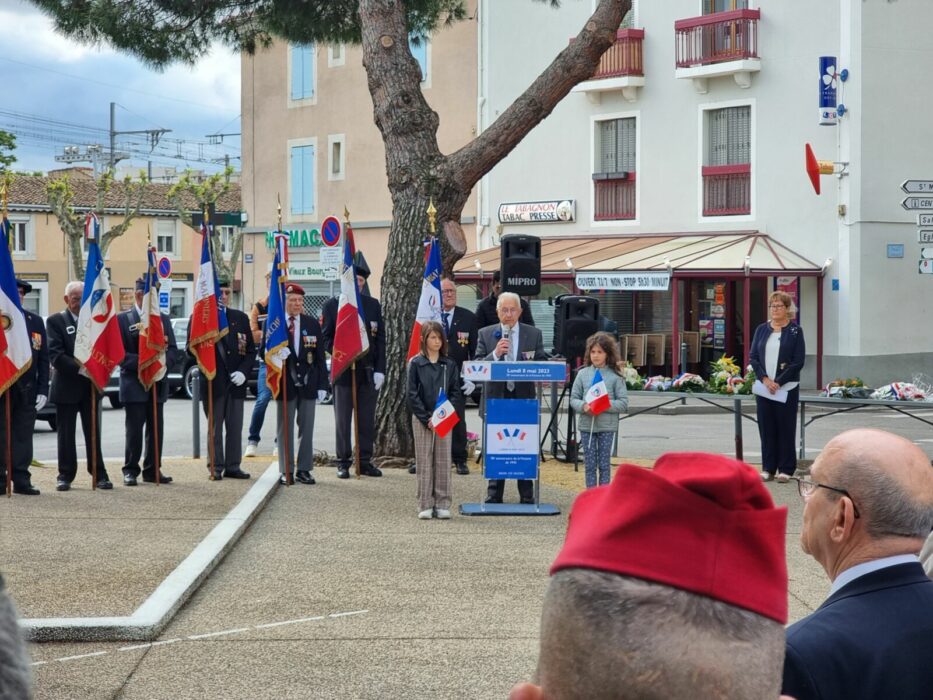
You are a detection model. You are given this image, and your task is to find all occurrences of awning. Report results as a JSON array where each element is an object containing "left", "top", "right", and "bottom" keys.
[{"left": 454, "top": 231, "right": 823, "bottom": 277}]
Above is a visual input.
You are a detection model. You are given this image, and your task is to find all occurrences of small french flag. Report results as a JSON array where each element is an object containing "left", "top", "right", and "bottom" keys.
[
  {"left": 430, "top": 390, "right": 460, "bottom": 438},
  {"left": 584, "top": 369, "right": 611, "bottom": 416}
]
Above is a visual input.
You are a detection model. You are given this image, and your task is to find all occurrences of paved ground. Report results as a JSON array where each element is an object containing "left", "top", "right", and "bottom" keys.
[{"left": 7, "top": 392, "right": 933, "bottom": 697}]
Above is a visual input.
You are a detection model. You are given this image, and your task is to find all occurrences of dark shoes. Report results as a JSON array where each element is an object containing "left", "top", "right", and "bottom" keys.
[
  {"left": 361, "top": 465, "right": 382, "bottom": 477},
  {"left": 336, "top": 467, "right": 350, "bottom": 479},
  {"left": 97, "top": 480, "right": 114, "bottom": 490},
  {"left": 13, "top": 484, "right": 40, "bottom": 496},
  {"left": 142, "top": 474, "right": 173, "bottom": 484},
  {"left": 455, "top": 463, "right": 470, "bottom": 475},
  {"left": 520, "top": 497, "right": 536, "bottom": 505},
  {"left": 223, "top": 469, "right": 251, "bottom": 480},
  {"left": 408, "top": 464, "right": 417, "bottom": 474},
  {"left": 212, "top": 471, "right": 224, "bottom": 481},
  {"left": 295, "top": 471, "right": 316, "bottom": 485},
  {"left": 484, "top": 497, "right": 502, "bottom": 504},
  {"left": 56, "top": 479, "right": 71, "bottom": 492},
  {"left": 123, "top": 474, "right": 138, "bottom": 486}
]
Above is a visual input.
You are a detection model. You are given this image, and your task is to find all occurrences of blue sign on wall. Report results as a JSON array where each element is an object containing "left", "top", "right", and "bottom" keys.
[
  {"left": 485, "top": 399, "right": 539, "bottom": 480},
  {"left": 819, "top": 56, "right": 838, "bottom": 125}
]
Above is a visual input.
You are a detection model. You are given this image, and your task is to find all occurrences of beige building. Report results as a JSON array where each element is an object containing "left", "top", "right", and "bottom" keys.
[
  {"left": 4, "top": 171, "right": 242, "bottom": 318},
  {"left": 240, "top": 6, "right": 479, "bottom": 313}
]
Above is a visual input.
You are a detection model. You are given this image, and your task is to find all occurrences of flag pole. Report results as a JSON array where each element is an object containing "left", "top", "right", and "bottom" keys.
[
  {"left": 152, "top": 385, "right": 161, "bottom": 485},
  {"left": 282, "top": 357, "right": 291, "bottom": 485},
  {"left": 4, "top": 393, "right": 10, "bottom": 498},
  {"left": 91, "top": 386, "right": 98, "bottom": 490},
  {"left": 352, "top": 363, "right": 361, "bottom": 479},
  {"left": 207, "top": 376, "right": 215, "bottom": 480}
]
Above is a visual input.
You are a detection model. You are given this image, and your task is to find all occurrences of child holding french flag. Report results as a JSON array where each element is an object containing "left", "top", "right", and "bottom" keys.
[{"left": 570, "top": 332, "right": 629, "bottom": 488}]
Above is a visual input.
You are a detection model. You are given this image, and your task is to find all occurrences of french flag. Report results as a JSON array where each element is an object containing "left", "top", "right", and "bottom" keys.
[
  {"left": 189, "top": 220, "right": 228, "bottom": 380},
  {"left": 74, "top": 213, "right": 124, "bottom": 391},
  {"left": 584, "top": 369, "right": 611, "bottom": 416},
  {"left": 429, "top": 390, "right": 459, "bottom": 438},
  {"left": 138, "top": 244, "right": 166, "bottom": 390},
  {"left": 331, "top": 222, "right": 369, "bottom": 382},
  {"left": 406, "top": 237, "right": 442, "bottom": 361},
  {"left": 0, "top": 216, "right": 31, "bottom": 393}
]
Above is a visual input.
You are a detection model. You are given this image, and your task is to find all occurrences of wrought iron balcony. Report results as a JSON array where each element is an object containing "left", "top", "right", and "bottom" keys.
[
  {"left": 702, "top": 164, "right": 751, "bottom": 217},
  {"left": 674, "top": 9, "right": 761, "bottom": 92},
  {"left": 594, "top": 172, "right": 637, "bottom": 221},
  {"left": 572, "top": 29, "right": 645, "bottom": 103}
]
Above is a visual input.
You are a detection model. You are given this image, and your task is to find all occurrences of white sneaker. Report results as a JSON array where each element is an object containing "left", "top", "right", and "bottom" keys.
[
  {"left": 418, "top": 509, "right": 433, "bottom": 520},
  {"left": 760, "top": 470, "right": 774, "bottom": 482},
  {"left": 436, "top": 509, "right": 451, "bottom": 519},
  {"left": 775, "top": 473, "right": 790, "bottom": 483},
  {"left": 272, "top": 446, "right": 278, "bottom": 457},
  {"left": 244, "top": 443, "right": 257, "bottom": 458}
]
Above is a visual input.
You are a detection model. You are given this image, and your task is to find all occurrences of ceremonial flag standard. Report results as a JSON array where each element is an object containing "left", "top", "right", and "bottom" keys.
[
  {"left": 0, "top": 216, "right": 31, "bottom": 393},
  {"left": 330, "top": 223, "right": 369, "bottom": 382},
  {"left": 264, "top": 233, "right": 290, "bottom": 399},
  {"left": 429, "top": 390, "right": 459, "bottom": 438},
  {"left": 74, "top": 213, "right": 124, "bottom": 391},
  {"left": 189, "top": 221, "right": 228, "bottom": 380},
  {"left": 584, "top": 369, "right": 611, "bottom": 416},
  {"left": 406, "top": 237, "right": 442, "bottom": 361},
  {"left": 138, "top": 245, "right": 167, "bottom": 390}
]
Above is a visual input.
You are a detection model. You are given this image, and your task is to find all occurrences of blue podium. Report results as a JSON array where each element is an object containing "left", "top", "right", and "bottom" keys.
[{"left": 458, "top": 361, "right": 567, "bottom": 516}]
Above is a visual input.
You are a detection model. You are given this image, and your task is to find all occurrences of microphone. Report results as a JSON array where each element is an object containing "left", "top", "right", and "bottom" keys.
[{"left": 501, "top": 323, "right": 511, "bottom": 340}]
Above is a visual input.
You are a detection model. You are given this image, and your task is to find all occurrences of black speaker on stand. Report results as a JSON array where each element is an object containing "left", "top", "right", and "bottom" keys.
[{"left": 499, "top": 234, "right": 541, "bottom": 296}]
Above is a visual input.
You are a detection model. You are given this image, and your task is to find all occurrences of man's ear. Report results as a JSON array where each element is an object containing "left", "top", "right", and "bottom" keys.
[
  {"left": 508, "top": 682, "right": 544, "bottom": 700},
  {"left": 829, "top": 497, "right": 857, "bottom": 543}
]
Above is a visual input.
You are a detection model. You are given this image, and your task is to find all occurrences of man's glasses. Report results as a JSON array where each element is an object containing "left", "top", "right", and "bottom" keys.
[
  {"left": 790, "top": 477, "right": 861, "bottom": 518},
  {"left": 441, "top": 289, "right": 457, "bottom": 295}
]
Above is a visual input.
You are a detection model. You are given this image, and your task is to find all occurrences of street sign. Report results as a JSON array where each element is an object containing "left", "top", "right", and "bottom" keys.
[
  {"left": 320, "top": 216, "right": 341, "bottom": 247},
  {"left": 920, "top": 259, "right": 933, "bottom": 274},
  {"left": 902, "top": 180, "right": 933, "bottom": 194},
  {"left": 158, "top": 277, "right": 173, "bottom": 314},
  {"left": 919, "top": 214, "right": 933, "bottom": 227},
  {"left": 244, "top": 253, "right": 254, "bottom": 263},
  {"left": 320, "top": 246, "right": 341, "bottom": 281},
  {"left": 157, "top": 256, "right": 172, "bottom": 278},
  {"left": 902, "top": 197, "right": 933, "bottom": 210},
  {"left": 921, "top": 248, "right": 933, "bottom": 260},
  {"left": 918, "top": 230, "right": 933, "bottom": 244}
]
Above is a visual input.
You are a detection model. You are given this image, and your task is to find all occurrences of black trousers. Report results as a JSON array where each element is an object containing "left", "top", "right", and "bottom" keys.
[
  {"left": 0, "top": 387, "right": 36, "bottom": 487},
  {"left": 487, "top": 478, "right": 534, "bottom": 503},
  {"left": 334, "top": 374, "right": 377, "bottom": 468},
  {"left": 56, "top": 398, "right": 108, "bottom": 483},
  {"left": 202, "top": 392, "right": 245, "bottom": 474},
  {"left": 756, "top": 388, "right": 799, "bottom": 476},
  {"left": 123, "top": 401, "right": 166, "bottom": 478},
  {"left": 450, "top": 394, "right": 468, "bottom": 465}
]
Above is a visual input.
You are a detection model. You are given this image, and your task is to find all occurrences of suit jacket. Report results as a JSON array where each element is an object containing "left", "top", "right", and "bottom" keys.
[
  {"left": 782, "top": 562, "right": 933, "bottom": 700},
  {"left": 188, "top": 307, "right": 257, "bottom": 399},
  {"left": 442, "top": 306, "right": 477, "bottom": 370},
  {"left": 47, "top": 309, "right": 94, "bottom": 404},
  {"left": 320, "top": 293, "right": 385, "bottom": 386},
  {"left": 264, "top": 313, "right": 328, "bottom": 401},
  {"left": 749, "top": 321, "right": 805, "bottom": 386},
  {"left": 117, "top": 308, "right": 178, "bottom": 404},
  {"left": 18, "top": 310, "right": 49, "bottom": 402},
  {"left": 474, "top": 322, "right": 547, "bottom": 400}
]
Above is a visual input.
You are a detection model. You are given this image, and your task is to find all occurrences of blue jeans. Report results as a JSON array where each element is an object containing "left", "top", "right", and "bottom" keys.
[
  {"left": 248, "top": 363, "right": 272, "bottom": 444},
  {"left": 581, "top": 432, "right": 615, "bottom": 488}
]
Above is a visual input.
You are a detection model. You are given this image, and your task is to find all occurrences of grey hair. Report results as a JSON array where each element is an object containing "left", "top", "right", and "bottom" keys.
[
  {"left": 0, "top": 580, "right": 32, "bottom": 699},
  {"left": 64, "top": 281, "right": 83, "bottom": 297},
  {"left": 535, "top": 570, "right": 784, "bottom": 700},
  {"left": 496, "top": 291, "right": 521, "bottom": 310}
]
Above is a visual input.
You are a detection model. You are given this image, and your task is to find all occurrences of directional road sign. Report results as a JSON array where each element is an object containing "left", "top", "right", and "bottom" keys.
[
  {"left": 920, "top": 259, "right": 933, "bottom": 274},
  {"left": 902, "top": 197, "right": 933, "bottom": 211},
  {"left": 918, "top": 230, "right": 933, "bottom": 244},
  {"left": 922, "top": 248, "right": 933, "bottom": 259},
  {"left": 902, "top": 180, "right": 933, "bottom": 194},
  {"left": 919, "top": 214, "right": 933, "bottom": 227}
]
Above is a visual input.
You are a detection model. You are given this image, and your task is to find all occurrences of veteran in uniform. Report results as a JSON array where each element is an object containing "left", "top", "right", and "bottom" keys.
[{"left": 440, "top": 276, "right": 478, "bottom": 475}]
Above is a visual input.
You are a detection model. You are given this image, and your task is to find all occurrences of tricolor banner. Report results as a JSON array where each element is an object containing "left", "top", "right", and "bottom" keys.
[
  {"left": 330, "top": 222, "right": 369, "bottom": 382},
  {"left": 264, "top": 233, "right": 290, "bottom": 399},
  {"left": 189, "top": 220, "right": 228, "bottom": 380},
  {"left": 0, "top": 216, "right": 31, "bottom": 393},
  {"left": 138, "top": 244, "right": 167, "bottom": 390},
  {"left": 584, "top": 369, "right": 611, "bottom": 416},
  {"left": 406, "top": 237, "right": 442, "bottom": 361},
  {"left": 429, "top": 390, "right": 459, "bottom": 438}
]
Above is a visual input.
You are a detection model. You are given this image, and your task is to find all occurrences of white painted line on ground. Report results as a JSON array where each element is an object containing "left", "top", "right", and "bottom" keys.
[
  {"left": 56, "top": 651, "right": 109, "bottom": 662},
  {"left": 149, "top": 638, "right": 180, "bottom": 647},
  {"left": 117, "top": 643, "right": 152, "bottom": 652},
  {"left": 187, "top": 627, "right": 251, "bottom": 640},
  {"left": 254, "top": 615, "right": 325, "bottom": 629},
  {"left": 328, "top": 610, "right": 368, "bottom": 618}
]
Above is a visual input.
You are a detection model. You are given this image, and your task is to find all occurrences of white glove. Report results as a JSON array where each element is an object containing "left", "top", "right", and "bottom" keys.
[
  {"left": 317, "top": 390, "right": 327, "bottom": 402},
  {"left": 373, "top": 372, "right": 385, "bottom": 391},
  {"left": 35, "top": 394, "right": 48, "bottom": 411},
  {"left": 461, "top": 379, "right": 476, "bottom": 396},
  {"left": 230, "top": 371, "right": 246, "bottom": 386}
]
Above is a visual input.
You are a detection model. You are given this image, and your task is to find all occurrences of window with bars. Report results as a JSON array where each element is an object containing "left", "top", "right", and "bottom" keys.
[
  {"left": 290, "top": 44, "right": 315, "bottom": 101},
  {"left": 594, "top": 117, "right": 637, "bottom": 220},
  {"left": 703, "top": 106, "right": 751, "bottom": 216}
]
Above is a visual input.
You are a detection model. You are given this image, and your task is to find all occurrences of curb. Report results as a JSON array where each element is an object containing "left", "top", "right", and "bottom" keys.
[{"left": 20, "top": 463, "right": 280, "bottom": 643}]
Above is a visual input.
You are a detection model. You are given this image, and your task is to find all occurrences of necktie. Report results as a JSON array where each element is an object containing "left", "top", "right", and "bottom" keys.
[
  {"left": 442, "top": 311, "right": 450, "bottom": 337},
  {"left": 506, "top": 326, "right": 515, "bottom": 392},
  {"left": 288, "top": 316, "right": 296, "bottom": 352}
]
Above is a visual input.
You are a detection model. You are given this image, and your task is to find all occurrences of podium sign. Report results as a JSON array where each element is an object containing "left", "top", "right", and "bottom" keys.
[
  {"left": 485, "top": 399, "right": 539, "bottom": 480},
  {"left": 463, "top": 361, "right": 567, "bottom": 383}
]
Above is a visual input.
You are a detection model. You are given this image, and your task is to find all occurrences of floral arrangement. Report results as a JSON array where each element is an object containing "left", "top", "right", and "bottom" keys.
[
  {"left": 706, "top": 356, "right": 744, "bottom": 395},
  {"left": 618, "top": 361, "right": 645, "bottom": 390},
  {"left": 870, "top": 383, "right": 927, "bottom": 401},
  {"left": 671, "top": 373, "right": 705, "bottom": 392},
  {"left": 822, "top": 378, "right": 872, "bottom": 399},
  {"left": 644, "top": 375, "right": 672, "bottom": 391}
]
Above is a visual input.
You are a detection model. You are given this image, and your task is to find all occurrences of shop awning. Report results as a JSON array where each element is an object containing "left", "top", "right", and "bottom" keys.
[{"left": 454, "top": 231, "right": 823, "bottom": 277}]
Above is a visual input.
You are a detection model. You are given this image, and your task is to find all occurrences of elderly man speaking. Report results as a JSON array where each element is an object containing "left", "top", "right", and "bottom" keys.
[{"left": 782, "top": 428, "right": 933, "bottom": 700}]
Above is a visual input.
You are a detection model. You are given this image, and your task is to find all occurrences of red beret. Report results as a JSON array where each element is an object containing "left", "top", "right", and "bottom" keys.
[
  {"left": 551, "top": 452, "right": 788, "bottom": 624},
  {"left": 285, "top": 283, "right": 305, "bottom": 296}
]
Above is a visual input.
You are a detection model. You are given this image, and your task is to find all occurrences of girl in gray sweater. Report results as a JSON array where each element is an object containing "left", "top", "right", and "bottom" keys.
[{"left": 570, "top": 333, "right": 629, "bottom": 487}]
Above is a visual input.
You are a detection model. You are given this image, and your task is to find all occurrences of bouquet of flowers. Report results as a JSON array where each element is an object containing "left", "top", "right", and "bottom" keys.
[
  {"left": 671, "top": 372, "right": 705, "bottom": 392},
  {"left": 822, "top": 378, "right": 872, "bottom": 399},
  {"left": 871, "top": 383, "right": 927, "bottom": 401},
  {"left": 644, "top": 375, "right": 672, "bottom": 391},
  {"left": 618, "top": 361, "right": 645, "bottom": 391},
  {"left": 706, "top": 356, "right": 744, "bottom": 394}
]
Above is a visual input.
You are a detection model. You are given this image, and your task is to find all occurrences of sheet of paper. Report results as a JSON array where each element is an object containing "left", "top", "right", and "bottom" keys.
[{"left": 752, "top": 379, "right": 788, "bottom": 404}]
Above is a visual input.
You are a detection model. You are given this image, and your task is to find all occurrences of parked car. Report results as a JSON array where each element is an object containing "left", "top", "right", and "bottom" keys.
[
  {"left": 170, "top": 317, "right": 259, "bottom": 399},
  {"left": 36, "top": 365, "right": 122, "bottom": 431}
]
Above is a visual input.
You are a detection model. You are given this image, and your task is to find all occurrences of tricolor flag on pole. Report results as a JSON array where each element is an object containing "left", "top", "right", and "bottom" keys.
[
  {"left": 584, "top": 369, "right": 611, "bottom": 416},
  {"left": 74, "top": 213, "right": 124, "bottom": 391},
  {"left": 429, "top": 390, "right": 459, "bottom": 438},
  {"left": 264, "top": 233, "right": 290, "bottom": 399},
  {"left": 138, "top": 244, "right": 167, "bottom": 390},
  {"left": 189, "top": 220, "right": 228, "bottom": 380},
  {"left": 406, "top": 237, "right": 442, "bottom": 361},
  {"left": 0, "top": 216, "right": 30, "bottom": 393},
  {"left": 330, "top": 222, "right": 369, "bottom": 383}
]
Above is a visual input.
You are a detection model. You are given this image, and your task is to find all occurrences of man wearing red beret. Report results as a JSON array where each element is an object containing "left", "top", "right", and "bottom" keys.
[{"left": 510, "top": 452, "right": 789, "bottom": 700}]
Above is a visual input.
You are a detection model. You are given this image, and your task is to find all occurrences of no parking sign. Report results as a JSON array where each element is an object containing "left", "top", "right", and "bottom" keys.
[{"left": 320, "top": 217, "right": 341, "bottom": 247}]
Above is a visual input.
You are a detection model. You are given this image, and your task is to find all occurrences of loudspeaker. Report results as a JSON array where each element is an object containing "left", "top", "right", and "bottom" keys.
[
  {"left": 500, "top": 234, "right": 541, "bottom": 296},
  {"left": 553, "top": 295, "right": 599, "bottom": 359}
]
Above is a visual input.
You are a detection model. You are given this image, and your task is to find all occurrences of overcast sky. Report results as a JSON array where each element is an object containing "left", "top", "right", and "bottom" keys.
[{"left": 0, "top": 0, "right": 241, "bottom": 177}]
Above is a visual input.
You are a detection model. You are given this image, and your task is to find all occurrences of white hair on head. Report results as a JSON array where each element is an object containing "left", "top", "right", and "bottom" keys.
[
  {"left": 497, "top": 291, "right": 521, "bottom": 310},
  {"left": 64, "top": 281, "right": 83, "bottom": 296}
]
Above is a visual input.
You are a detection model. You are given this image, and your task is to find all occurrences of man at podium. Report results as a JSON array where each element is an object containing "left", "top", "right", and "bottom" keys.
[{"left": 475, "top": 292, "right": 547, "bottom": 504}]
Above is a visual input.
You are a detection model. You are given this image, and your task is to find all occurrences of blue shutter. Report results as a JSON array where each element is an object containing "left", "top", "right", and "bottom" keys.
[
  {"left": 290, "top": 45, "right": 303, "bottom": 99},
  {"left": 290, "top": 45, "right": 314, "bottom": 99},
  {"left": 291, "top": 145, "right": 315, "bottom": 215},
  {"left": 290, "top": 146, "right": 303, "bottom": 214}
]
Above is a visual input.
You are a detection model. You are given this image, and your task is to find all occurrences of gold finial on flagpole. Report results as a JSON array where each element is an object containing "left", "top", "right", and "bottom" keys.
[
  {"left": 276, "top": 194, "right": 282, "bottom": 232},
  {"left": 426, "top": 198, "right": 436, "bottom": 234},
  {"left": 343, "top": 205, "right": 351, "bottom": 224}
]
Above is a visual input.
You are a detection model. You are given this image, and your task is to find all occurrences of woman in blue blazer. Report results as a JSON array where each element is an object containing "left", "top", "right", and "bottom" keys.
[{"left": 749, "top": 291, "right": 805, "bottom": 482}]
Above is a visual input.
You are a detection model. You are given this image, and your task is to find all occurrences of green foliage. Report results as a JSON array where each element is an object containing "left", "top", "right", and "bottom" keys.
[{"left": 0, "top": 130, "right": 16, "bottom": 170}]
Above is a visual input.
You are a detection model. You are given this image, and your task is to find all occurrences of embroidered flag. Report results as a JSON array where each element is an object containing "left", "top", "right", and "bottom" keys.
[
  {"left": 138, "top": 244, "right": 167, "bottom": 390},
  {"left": 330, "top": 221, "right": 369, "bottom": 382},
  {"left": 74, "top": 213, "right": 124, "bottom": 391},
  {"left": 264, "top": 233, "right": 290, "bottom": 398},
  {"left": 429, "top": 390, "right": 460, "bottom": 438},
  {"left": 406, "top": 237, "right": 442, "bottom": 361},
  {"left": 189, "top": 220, "right": 228, "bottom": 380},
  {"left": 0, "top": 216, "right": 30, "bottom": 393},
  {"left": 584, "top": 369, "right": 611, "bottom": 416}
]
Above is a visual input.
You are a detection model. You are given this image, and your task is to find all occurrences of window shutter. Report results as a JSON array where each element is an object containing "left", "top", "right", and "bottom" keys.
[
  {"left": 290, "top": 46, "right": 303, "bottom": 99},
  {"left": 302, "top": 145, "right": 315, "bottom": 214},
  {"left": 728, "top": 106, "right": 751, "bottom": 164},
  {"left": 619, "top": 117, "right": 636, "bottom": 172},
  {"left": 599, "top": 121, "right": 616, "bottom": 173},
  {"left": 291, "top": 147, "right": 303, "bottom": 214},
  {"left": 301, "top": 46, "right": 314, "bottom": 98}
]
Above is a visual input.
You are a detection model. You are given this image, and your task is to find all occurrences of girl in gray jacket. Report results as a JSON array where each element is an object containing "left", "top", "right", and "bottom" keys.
[{"left": 570, "top": 333, "right": 629, "bottom": 487}]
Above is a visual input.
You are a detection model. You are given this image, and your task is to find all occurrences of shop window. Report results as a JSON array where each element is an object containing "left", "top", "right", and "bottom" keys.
[
  {"left": 703, "top": 105, "right": 750, "bottom": 216},
  {"left": 594, "top": 117, "right": 636, "bottom": 221}
]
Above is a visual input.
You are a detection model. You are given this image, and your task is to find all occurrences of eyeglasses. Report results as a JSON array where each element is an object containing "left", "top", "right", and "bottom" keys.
[
  {"left": 769, "top": 303, "right": 787, "bottom": 309},
  {"left": 790, "top": 477, "right": 861, "bottom": 518},
  {"left": 441, "top": 289, "right": 457, "bottom": 295}
]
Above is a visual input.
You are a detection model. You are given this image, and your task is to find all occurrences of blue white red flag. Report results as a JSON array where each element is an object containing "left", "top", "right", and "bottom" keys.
[
  {"left": 74, "top": 213, "right": 124, "bottom": 391},
  {"left": 138, "top": 244, "right": 167, "bottom": 390},
  {"left": 264, "top": 233, "right": 290, "bottom": 398},
  {"left": 189, "top": 221, "right": 228, "bottom": 380},
  {"left": 429, "top": 390, "right": 459, "bottom": 438},
  {"left": 330, "top": 222, "right": 369, "bottom": 382},
  {"left": 0, "top": 216, "right": 30, "bottom": 393},
  {"left": 584, "top": 369, "right": 611, "bottom": 416},
  {"left": 406, "top": 237, "right": 442, "bottom": 361}
]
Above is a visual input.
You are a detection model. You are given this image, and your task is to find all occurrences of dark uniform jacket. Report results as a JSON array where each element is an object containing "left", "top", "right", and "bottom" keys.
[
  {"left": 18, "top": 310, "right": 49, "bottom": 403},
  {"left": 117, "top": 308, "right": 178, "bottom": 403},
  {"left": 187, "top": 307, "right": 256, "bottom": 400},
  {"left": 47, "top": 310, "right": 94, "bottom": 404},
  {"left": 264, "top": 313, "right": 328, "bottom": 401},
  {"left": 442, "top": 306, "right": 478, "bottom": 372},
  {"left": 321, "top": 294, "right": 385, "bottom": 387}
]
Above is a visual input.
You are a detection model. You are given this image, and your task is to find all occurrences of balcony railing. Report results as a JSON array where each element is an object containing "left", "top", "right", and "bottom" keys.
[
  {"left": 675, "top": 9, "right": 760, "bottom": 69},
  {"left": 589, "top": 29, "right": 645, "bottom": 79},
  {"left": 702, "top": 164, "right": 750, "bottom": 216},
  {"left": 594, "top": 172, "right": 636, "bottom": 221}
]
